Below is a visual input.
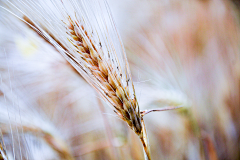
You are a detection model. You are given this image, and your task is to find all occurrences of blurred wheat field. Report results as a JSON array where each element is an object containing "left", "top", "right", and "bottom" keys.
[{"left": 0, "top": 0, "right": 240, "bottom": 160}]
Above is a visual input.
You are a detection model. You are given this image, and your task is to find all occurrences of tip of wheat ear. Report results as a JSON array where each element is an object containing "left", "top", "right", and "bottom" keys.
[{"left": 66, "top": 18, "right": 143, "bottom": 135}]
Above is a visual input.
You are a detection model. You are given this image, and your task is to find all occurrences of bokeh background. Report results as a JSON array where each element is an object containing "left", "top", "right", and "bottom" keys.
[{"left": 0, "top": 0, "right": 239, "bottom": 159}]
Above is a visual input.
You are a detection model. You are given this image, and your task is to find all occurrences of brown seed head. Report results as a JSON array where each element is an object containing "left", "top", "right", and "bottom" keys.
[{"left": 67, "top": 18, "right": 142, "bottom": 136}]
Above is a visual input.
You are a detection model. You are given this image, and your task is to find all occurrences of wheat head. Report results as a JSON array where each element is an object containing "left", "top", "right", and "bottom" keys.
[{"left": 66, "top": 17, "right": 142, "bottom": 135}]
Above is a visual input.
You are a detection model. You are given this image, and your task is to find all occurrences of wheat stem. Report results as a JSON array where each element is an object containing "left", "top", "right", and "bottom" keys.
[{"left": 140, "top": 119, "right": 151, "bottom": 160}]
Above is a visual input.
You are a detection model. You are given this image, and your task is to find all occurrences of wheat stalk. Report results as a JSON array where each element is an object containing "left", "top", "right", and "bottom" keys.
[
  {"left": 66, "top": 13, "right": 184, "bottom": 160},
  {"left": 66, "top": 16, "right": 152, "bottom": 159}
]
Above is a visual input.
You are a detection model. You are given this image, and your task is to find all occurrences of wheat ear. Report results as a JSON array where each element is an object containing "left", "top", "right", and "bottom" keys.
[
  {"left": 66, "top": 18, "right": 150, "bottom": 159},
  {"left": 67, "top": 18, "right": 141, "bottom": 132}
]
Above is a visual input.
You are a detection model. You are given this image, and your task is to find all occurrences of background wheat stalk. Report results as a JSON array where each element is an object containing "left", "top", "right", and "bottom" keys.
[{"left": 1, "top": 125, "right": 74, "bottom": 160}]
